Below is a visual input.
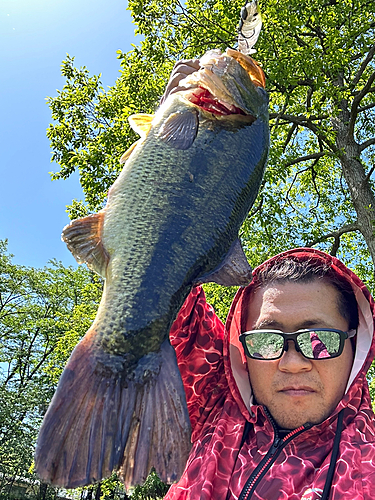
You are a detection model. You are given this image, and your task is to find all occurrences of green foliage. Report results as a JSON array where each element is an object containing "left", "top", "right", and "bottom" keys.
[
  {"left": 0, "top": 240, "right": 102, "bottom": 499},
  {"left": 76, "top": 475, "right": 128, "bottom": 500},
  {"left": 203, "top": 283, "right": 237, "bottom": 323},
  {"left": 241, "top": 0, "right": 375, "bottom": 288},
  {"left": 47, "top": 0, "right": 375, "bottom": 289},
  {"left": 47, "top": 51, "right": 169, "bottom": 217},
  {"left": 368, "top": 362, "right": 375, "bottom": 410},
  {"left": 98, "top": 474, "right": 127, "bottom": 499},
  {"left": 131, "top": 469, "right": 170, "bottom": 500},
  {"left": 43, "top": 0, "right": 375, "bottom": 496}
]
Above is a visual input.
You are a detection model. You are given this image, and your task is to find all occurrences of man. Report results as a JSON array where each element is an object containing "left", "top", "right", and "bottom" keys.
[{"left": 165, "top": 248, "right": 375, "bottom": 500}]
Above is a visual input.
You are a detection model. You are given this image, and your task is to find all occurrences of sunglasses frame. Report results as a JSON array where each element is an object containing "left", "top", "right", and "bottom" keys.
[{"left": 239, "top": 328, "right": 357, "bottom": 361}]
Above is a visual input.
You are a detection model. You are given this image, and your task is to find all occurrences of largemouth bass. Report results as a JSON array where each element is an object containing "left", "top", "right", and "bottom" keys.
[{"left": 35, "top": 48, "right": 269, "bottom": 489}]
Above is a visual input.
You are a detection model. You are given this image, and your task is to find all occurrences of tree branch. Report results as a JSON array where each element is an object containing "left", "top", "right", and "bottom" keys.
[
  {"left": 174, "top": 0, "right": 233, "bottom": 41},
  {"left": 363, "top": 165, "right": 375, "bottom": 185},
  {"left": 305, "top": 22, "right": 327, "bottom": 54},
  {"left": 306, "top": 86, "right": 314, "bottom": 111},
  {"left": 306, "top": 223, "right": 360, "bottom": 252},
  {"left": 29, "top": 346, "right": 55, "bottom": 380},
  {"left": 271, "top": 101, "right": 288, "bottom": 131},
  {"left": 360, "top": 137, "right": 375, "bottom": 152},
  {"left": 358, "top": 102, "right": 375, "bottom": 113},
  {"left": 248, "top": 196, "right": 264, "bottom": 218},
  {"left": 269, "top": 112, "right": 329, "bottom": 122},
  {"left": 350, "top": 43, "right": 375, "bottom": 88},
  {"left": 286, "top": 151, "right": 326, "bottom": 167},
  {"left": 352, "top": 86, "right": 375, "bottom": 96},
  {"left": 283, "top": 123, "right": 298, "bottom": 152},
  {"left": 271, "top": 115, "right": 337, "bottom": 152},
  {"left": 349, "top": 71, "right": 375, "bottom": 135},
  {"left": 285, "top": 166, "right": 311, "bottom": 213}
]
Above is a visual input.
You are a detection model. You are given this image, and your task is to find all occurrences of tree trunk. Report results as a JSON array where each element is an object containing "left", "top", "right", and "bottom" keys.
[
  {"left": 95, "top": 482, "right": 101, "bottom": 500},
  {"left": 331, "top": 102, "right": 375, "bottom": 270},
  {"left": 39, "top": 482, "right": 48, "bottom": 500}
]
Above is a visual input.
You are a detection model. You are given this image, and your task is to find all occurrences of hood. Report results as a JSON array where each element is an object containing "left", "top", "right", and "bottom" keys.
[{"left": 223, "top": 247, "right": 375, "bottom": 420}]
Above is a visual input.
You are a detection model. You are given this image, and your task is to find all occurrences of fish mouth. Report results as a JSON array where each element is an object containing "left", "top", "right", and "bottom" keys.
[
  {"left": 225, "top": 48, "right": 266, "bottom": 88},
  {"left": 179, "top": 48, "right": 266, "bottom": 119},
  {"left": 188, "top": 87, "right": 248, "bottom": 117}
]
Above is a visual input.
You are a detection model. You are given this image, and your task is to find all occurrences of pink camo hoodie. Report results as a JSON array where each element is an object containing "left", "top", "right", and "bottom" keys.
[{"left": 166, "top": 248, "right": 375, "bottom": 500}]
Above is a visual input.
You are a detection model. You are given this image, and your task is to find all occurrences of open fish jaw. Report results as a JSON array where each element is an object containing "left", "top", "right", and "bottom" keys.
[{"left": 175, "top": 48, "right": 266, "bottom": 118}]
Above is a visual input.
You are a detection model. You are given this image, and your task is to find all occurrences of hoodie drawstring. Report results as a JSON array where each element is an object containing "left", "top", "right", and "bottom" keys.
[{"left": 320, "top": 409, "right": 345, "bottom": 500}]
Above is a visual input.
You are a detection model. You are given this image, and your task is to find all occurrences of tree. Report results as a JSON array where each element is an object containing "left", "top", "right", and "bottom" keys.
[
  {"left": 46, "top": 0, "right": 375, "bottom": 287},
  {"left": 0, "top": 240, "right": 102, "bottom": 499},
  {"left": 43, "top": 0, "right": 375, "bottom": 494}
]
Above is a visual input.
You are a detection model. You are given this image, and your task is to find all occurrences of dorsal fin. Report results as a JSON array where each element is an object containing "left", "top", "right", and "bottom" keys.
[
  {"left": 128, "top": 114, "right": 154, "bottom": 138},
  {"left": 62, "top": 212, "right": 109, "bottom": 277},
  {"left": 120, "top": 140, "right": 139, "bottom": 164}
]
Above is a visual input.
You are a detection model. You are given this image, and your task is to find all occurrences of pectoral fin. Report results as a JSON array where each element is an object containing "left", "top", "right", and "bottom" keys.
[
  {"left": 158, "top": 109, "right": 199, "bottom": 150},
  {"left": 62, "top": 212, "right": 109, "bottom": 277},
  {"left": 196, "top": 238, "right": 253, "bottom": 287}
]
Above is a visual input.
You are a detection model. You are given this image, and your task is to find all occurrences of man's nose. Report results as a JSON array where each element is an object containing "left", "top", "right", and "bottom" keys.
[{"left": 278, "top": 340, "right": 312, "bottom": 373}]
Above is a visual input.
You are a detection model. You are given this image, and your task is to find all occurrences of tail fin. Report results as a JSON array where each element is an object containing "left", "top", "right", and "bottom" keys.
[{"left": 35, "top": 334, "right": 191, "bottom": 489}]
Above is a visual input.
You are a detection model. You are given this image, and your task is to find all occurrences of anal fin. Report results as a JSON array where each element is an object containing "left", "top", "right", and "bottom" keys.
[
  {"left": 196, "top": 238, "right": 252, "bottom": 287},
  {"left": 62, "top": 212, "right": 109, "bottom": 277}
]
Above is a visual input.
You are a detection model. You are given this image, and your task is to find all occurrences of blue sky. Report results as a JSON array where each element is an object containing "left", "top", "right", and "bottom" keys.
[{"left": 0, "top": 0, "right": 139, "bottom": 268}]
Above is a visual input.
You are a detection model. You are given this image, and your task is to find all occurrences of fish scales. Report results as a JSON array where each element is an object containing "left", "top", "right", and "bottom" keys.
[
  {"left": 100, "top": 106, "right": 267, "bottom": 355},
  {"left": 35, "top": 48, "right": 269, "bottom": 489}
]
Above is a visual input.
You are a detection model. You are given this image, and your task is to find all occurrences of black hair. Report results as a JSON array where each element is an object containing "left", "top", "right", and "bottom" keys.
[{"left": 242, "top": 256, "right": 359, "bottom": 332}]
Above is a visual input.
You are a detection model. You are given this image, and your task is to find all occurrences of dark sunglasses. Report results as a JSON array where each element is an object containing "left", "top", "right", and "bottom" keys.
[{"left": 239, "top": 328, "right": 357, "bottom": 361}]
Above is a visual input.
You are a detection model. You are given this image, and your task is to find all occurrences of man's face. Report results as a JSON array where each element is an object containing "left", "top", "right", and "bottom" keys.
[{"left": 245, "top": 280, "right": 354, "bottom": 429}]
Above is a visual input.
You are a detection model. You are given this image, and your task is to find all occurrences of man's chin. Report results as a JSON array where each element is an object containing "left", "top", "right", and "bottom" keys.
[{"left": 268, "top": 399, "right": 328, "bottom": 430}]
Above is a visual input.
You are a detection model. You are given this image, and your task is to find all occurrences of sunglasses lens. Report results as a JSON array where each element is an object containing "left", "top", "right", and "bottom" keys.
[
  {"left": 242, "top": 329, "right": 345, "bottom": 360},
  {"left": 244, "top": 332, "right": 284, "bottom": 359},
  {"left": 297, "top": 330, "right": 342, "bottom": 359}
]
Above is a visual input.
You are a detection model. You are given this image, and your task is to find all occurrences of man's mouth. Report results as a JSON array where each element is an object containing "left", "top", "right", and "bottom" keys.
[{"left": 279, "top": 386, "right": 316, "bottom": 396}]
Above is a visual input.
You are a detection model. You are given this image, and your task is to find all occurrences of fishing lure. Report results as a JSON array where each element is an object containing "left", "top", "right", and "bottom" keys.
[{"left": 238, "top": 1, "right": 262, "bottom": 55}]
